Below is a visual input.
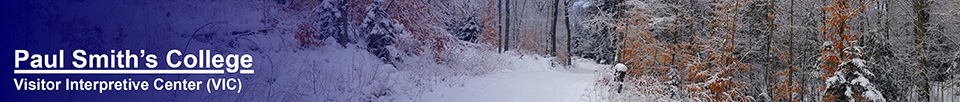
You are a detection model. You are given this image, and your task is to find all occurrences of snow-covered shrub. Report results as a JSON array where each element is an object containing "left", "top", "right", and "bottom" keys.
[
  {"left": 360, "top": 0, "right": 403, "bottom": 63},
  {"left": 312, "top": 0, "right": 351, "bottom": 47},
  {"left": 818, "top": 0, "right": 884, "bottom": 101},
  {"left": 387, "top": 0, "right": 448, "bottom": 62},
  {"left": 446, "top": 16, "right": 482, "bottom": 42},
  {"left": 602, "top": 0, "right": 754, "bottom": 101},
  {"left": 575, "top": 0, "right": 619, "bottom": 64},
  {"left": 821, "top": 42, "right": 887, "bottom": 102}
]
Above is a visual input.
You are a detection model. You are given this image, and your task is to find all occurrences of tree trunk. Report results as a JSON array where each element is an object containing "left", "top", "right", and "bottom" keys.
[
  {"left": 565, "top": 0, "right": 572, "bottom": 65},
  {"left": 766, "top": 0, "right": 777, "bottom": 99},
  {"left": 787, "top": 0, "right": 795, "bottom": 100},
  {"left": 504, "top": 0, "right": 511, "bottom": 51},
  {"left": 912, "top": 0, "right": 930, "bottom": 101},
  {"left": 551, "top": 0, "right": 560, "bottom": 56},
  {"left": 498, "top": 0, "right": 503, "bottom": 53}
]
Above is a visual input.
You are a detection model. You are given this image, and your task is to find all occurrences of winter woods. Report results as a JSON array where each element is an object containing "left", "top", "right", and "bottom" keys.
[
  {"left": 575, "top": 0, "right": 960, "bottom": 101},
  {"left": 276, "top": 0, "right": 960, "bottom": 101}
]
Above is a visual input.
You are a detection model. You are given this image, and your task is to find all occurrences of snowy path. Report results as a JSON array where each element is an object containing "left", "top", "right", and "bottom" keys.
[{"left": 418, "top": 58, "right": 605, "bottom": 102}]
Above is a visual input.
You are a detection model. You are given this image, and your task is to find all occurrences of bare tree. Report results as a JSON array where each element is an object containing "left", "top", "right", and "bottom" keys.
[
  {"left": 550, "top": 0, "right": 560, "bottom": 56},
  {"left": 565, "top": 0, "right": 572, "bottom": 65},
  {"left": 912, "top": 0, "right": 930, "bottom": 101},
  {"left": 504, "top": 0, "right": 511, "bottom": 51}
]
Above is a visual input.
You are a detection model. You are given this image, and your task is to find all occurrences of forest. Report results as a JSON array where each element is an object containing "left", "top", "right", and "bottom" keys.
[
  {"left": 13, "top": 0, "right": 957, "bottom": 101},
  {"left": 282, "top": 0, "right": 960, "bottom": 101}
]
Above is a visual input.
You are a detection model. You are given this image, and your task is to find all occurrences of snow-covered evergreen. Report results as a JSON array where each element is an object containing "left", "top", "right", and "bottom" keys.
[{"left": 822, "top": 43, "right": 886, "bottom": 102}]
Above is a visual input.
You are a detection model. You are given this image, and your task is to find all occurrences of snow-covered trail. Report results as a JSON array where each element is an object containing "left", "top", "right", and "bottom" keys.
[{"left": 418, "top": 58, "right": 607, "bottom": 102}]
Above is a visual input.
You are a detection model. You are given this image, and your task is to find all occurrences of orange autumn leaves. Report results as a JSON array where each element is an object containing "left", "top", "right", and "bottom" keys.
[
  {"left": 819, "top": 0, "right": 875, "bottom": 101},
  {"left": 615, "top": 1, "right": 749, "bottom": 101}
]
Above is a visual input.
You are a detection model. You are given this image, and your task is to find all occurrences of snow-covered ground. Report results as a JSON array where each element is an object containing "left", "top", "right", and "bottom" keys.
[
  {"left": 418, "top": 56, "right": 607, "bottom": 102},
  {"left": 227, "top": 32, "right": 611, "bottom": 102},
  {"left": 246, "top": 41, "right": 611, "bottom": 102},
  {"left": 17, "top": 1, "right": 624, "bottom": 101}
]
